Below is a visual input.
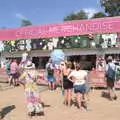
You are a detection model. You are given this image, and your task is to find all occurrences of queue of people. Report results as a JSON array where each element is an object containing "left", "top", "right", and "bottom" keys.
[
  {"left": 45, "top": 56, "right": 119, "bottom": 110},
  {"left": 45, "top": 60, "right": 91, "bottom": 110},
  {"left": 3, "top": 55, "right": 119, "bottom": 118}
]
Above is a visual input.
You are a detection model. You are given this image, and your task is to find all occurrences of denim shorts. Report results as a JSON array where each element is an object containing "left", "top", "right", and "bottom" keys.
[
  {"left": 74, "top": 84, "right": 86, "bottom": 93},
  {"left": 47, "top": 75, "right": 55, "bottom": 82},
  {"left": 84, "top": 84, "right": 91, "bottom": 93}
]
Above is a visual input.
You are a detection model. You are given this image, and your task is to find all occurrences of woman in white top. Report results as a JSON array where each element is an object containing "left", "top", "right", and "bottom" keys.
[{"left": 68, "top": 63, "right": 88, "bottom": 109}]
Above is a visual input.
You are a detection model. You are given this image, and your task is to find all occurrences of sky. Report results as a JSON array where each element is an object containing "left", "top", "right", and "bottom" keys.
[{"left": 0, "top": 0, "right": 102, "bottom": 28}]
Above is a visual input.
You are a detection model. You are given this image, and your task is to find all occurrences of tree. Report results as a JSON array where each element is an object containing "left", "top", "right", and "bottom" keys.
[
  {"left": 64, "top": 10, "right": 88, "bottom": 21},
  {"left": 1, "top": 26, "right": 6, "bottom": 29},
  {"left": 92, "top": 12, "right": 106, "bottom": 18},
  {"left": 100, "top": 0, "right": 120, "bottom": 16},
  {"left": 64, "top": 13, "right": 77, "bottom": 21},
  {"left": 21, "top": 19, "right": 32, "bottom": 27},
  {"left": 75, "top": 10, "right": 88, "bottom": 20}
]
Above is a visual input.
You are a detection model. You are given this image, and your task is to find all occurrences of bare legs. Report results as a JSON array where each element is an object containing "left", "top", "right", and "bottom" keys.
[
  {"left": 76, "top": 93, "right": 82, "bottom": 109},
  {"left": 64, "top": 89, "right": 72, "bottom": 106},
  {"left": 48, "top": 82, "right": 55, "bottom": 90},
  {"left": 9, "top": 76, "right": 15, "bottom": 86},
  {"left": 106, "top": 79, "right": 117, "bottom": 100},
  {"left": 108, "top": 86, "right": 117, "bottom": 100},
  {"left": 8, "top": 75, "right": 12, "bottom": 85}
]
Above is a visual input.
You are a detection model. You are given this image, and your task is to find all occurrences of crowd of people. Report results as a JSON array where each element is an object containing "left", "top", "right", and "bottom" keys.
[
  {"left": 45, "top": 59, "right": 91, "bottom": 110},
  {"left": 3, "top": 55, "right": 119, "bottom": 118}
]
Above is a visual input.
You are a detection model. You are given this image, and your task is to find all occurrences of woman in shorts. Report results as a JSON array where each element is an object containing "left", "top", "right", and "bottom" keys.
[
  {"left": 46, "top": 60, "right": 55, "bottom": 90},
  {"left": 68, "top": 63, "right": 88, "bottom": 110}
]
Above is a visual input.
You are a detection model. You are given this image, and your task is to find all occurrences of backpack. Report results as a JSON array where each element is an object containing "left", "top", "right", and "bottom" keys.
[
  {"left": 115, "top": 66, "right": 120, "bottom": 80},
  {"left": 106, "top": 64, "right": 115, "bottom": 80},
  {"left": 47, "top": 64, "right": 54, "bottom": 76},
  {"left": 6, "top": 63, "right": 10, "bottom": 73}
]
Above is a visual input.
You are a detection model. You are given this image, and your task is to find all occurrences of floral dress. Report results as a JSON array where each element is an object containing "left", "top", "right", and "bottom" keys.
[{"left": 20, "top": 70, "right": 43, "bottom": 114}]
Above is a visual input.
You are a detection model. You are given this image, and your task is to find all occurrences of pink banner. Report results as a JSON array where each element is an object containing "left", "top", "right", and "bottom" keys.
[
  {"left": 88, "top": 70, "right": 106, "bottom": 87},
  {"left": 0, "top": 17, "right": 120, "bottom": 40}
]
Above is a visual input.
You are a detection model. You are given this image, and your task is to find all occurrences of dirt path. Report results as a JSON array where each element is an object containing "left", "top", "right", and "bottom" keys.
[{"left": 0, "top": 84, "right": 120, "bottom": 120}]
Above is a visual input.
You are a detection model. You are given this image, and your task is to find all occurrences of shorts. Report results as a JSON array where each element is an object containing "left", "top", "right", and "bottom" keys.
[
  {"left": 11, "top": 73, "right": 19, "bottom": 79},
  {"left": 47, "top": 75, "right": 55, "bottom": 82},
  {"left": 106, "top": 77, "right": 115, "bottom": 88},
  {"left": 74, "top": 84, "right": 86, "bottom": 93},
  {"left": 85, "top": 84, "right": 91, "bottom": 93}
]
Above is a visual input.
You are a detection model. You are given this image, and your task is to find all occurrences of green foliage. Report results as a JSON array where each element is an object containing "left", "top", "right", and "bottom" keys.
[
  {"left": 3, "top": 40, "right": 18, "bottom": 52},
  {"left": 4, "top": 41, "right": 12, "bottom": 52},
  {"left": 70, "top": 35, "right": 89, "bottom": 48},
  {"left": 64, "top": 10, "right": 88, "bottom": 21},
  {"left": 75, "top": 10, "right": 88, "bottom": 20},
  {"left": 57, "top": 35, "right": 89, "bottom": 49},
  {"left": 92, "top": 12, "right": 106, "bottom": 18},
  {"left": 100, "top": 0, "right": 120, "bottom": 16},
  {"left": 21, "top": 19, "right": 32, "bottom": 27}
]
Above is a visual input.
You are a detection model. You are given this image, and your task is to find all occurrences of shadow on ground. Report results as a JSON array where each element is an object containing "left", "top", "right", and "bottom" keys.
[{"left": 0, "top": 105, "right": 16, "bottom": 119}]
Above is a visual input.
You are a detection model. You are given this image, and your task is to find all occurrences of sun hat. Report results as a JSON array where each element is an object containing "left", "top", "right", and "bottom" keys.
[
  {"left": 24, "top": 60, "right": 35, "bottom": 69},
  {"left": 107, "top": 56, "right": 113, "bottom": 60}
]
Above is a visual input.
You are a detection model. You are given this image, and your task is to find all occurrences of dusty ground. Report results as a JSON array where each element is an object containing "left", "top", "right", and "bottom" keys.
[{"left": 0, "top": 83, "right": 120, "bottom": 120}]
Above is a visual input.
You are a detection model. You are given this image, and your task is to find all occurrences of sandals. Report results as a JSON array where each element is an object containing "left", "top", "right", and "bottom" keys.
[
  {"left": 28, "top": 111, "right": 44, "bottom": 117},
  {"left": 36, "top": 112, "right": 44, "bottom": 116},
  {"left": 28, "top": 112, "right": 35, "bottom": 117}
]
